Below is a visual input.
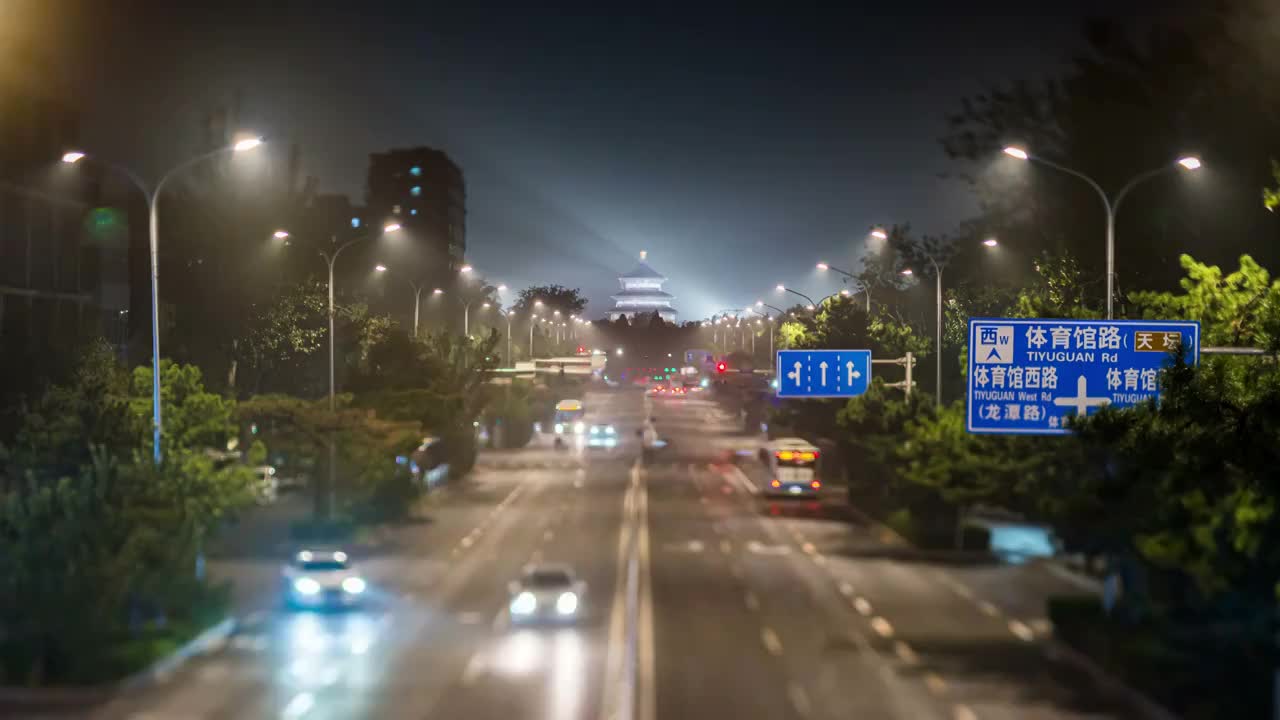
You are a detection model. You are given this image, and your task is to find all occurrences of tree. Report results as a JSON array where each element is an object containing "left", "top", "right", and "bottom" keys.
[
  {"left": 1130, "top": 254, "right": 1280, "bottom": 351},
  {"left": 511, "top": 285, "right": 588, "bottom": 318}
]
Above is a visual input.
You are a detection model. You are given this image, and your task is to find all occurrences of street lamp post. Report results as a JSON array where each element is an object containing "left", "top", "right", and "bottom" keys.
[
  {"left": 901, "top": 256, "right": 942, "bottom": 405},
  {"left": 775, "top": 284, "right": 817, "bottom": 311},
  {"left": 1003, "top": 146, "right": 1201, "bottom": 319},
  {"left": 63, "top": 137, "right": 264, "bottom": 464},
  {"left": 373, "top": 264, "right": 427, "bottom": 337},
  {"left": 817, "top": 262, "right": 871, "bottom": 313}
]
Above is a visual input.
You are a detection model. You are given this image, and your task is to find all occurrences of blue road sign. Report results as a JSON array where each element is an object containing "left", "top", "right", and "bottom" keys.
[
  {"left": 776, "top": 349, "right": 872, "bottom": 398},
  {"left": 966, "top": 318, "right": 1200, "bottom": 435}
]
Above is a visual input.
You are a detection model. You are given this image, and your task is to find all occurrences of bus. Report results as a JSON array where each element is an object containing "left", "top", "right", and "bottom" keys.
[
  {"left": 757, "top": 438, "right": 822, "bottom": 497},
  {"left": 553, "top": 399, "right": 586, "bottom": 436}
]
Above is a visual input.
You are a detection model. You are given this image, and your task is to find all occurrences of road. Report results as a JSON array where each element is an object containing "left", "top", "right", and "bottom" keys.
[{"left": 34, "top": 387, "right": 1135, "bottom": 720}]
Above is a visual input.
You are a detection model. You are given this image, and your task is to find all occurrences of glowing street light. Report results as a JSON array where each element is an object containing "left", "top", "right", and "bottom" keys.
[
  {"left": 374, "top": 264, "right": 388, "bottom": 272},
  {"left": 982, "top": 238, "right": 998, "bottom": 247},
  {"left": 433, "top": 288, "right": 444, "bottom": 295},
  {"left": 273, "top": 230, "right": 290, "bottom": 239},
  {"left": 900, "top": 268, "right": 914, "bottom": 276},
  {"left": 1003, "top": 145, "right": 1203, "bottom": 318},
  {"left": 816, "top": 262, "right": 829, "bottom": 270},
  {"left": 61, "top": 151, "right": 86, "bottom": 164},
  {"left": 383, "top": 222, "right": 402, "bottom": 233},
  {"left": 459, "top": 264, "right": 474, "bottom": 273},
  {"left": 870, "top": 228, "right": 888, "bottom": 240},
  {"left": 233, "top": 137, "right": 264, "bottom": 152}
]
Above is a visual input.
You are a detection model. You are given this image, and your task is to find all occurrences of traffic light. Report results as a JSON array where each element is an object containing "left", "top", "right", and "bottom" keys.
[{"left": 716, "top": 362, "right": 727, "bottom": 374}]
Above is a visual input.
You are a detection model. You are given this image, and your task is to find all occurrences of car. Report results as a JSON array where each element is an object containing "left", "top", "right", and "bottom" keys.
[
  {"left": 586, "top": 423, "right": 619, "bottom": 449},
  {"left": 507, "top": 563, "right": 585, "bottom": 624},
  {"left": 282, "top": 549, "right": 369, "bottom": 609},
  {"left": 253, "top": 465, "right": 279, "bottom": 504},
  {"left": 648, "top": 385, "right": 666, "bottom": 396}
]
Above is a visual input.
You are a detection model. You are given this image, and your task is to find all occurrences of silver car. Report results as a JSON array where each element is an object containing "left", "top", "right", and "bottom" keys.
[
  {"left": 507, "top": 563, "right": 585, "bottom": 624},
  {"left": 282, "top": 549, "right": 369, "bottom": 609}
]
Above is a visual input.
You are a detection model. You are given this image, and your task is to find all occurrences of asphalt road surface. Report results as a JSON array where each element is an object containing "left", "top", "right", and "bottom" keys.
[{"left": 22, "top": 387, "right": 1135, "bottom": 720}]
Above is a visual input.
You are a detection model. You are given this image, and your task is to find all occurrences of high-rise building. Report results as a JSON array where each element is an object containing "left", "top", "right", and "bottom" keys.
[
  {"left": 0, "top": 81, "right": 132, "bottom": 379},
  {"left": 365, "top": 147, "right": 466, "bottom": 283},
  {"left": 608, "top": 251, "right": 678, "bottom": 322}
]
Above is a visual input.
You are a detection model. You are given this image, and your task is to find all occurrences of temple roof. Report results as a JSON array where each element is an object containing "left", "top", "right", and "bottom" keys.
[
  {"left": 620, "top": 261, "right": 666, "bottom": 280},
  {"left": 611, "top": 289, "right": 674, "bottom": 300}
]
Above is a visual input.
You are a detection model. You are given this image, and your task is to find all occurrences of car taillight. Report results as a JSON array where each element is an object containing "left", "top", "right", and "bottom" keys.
[
  {"left": 771, "top": 479, "right": 781, "bottom": 488},
  {"left": 810, "top": 480, "right": 821, "bottom": 489}
]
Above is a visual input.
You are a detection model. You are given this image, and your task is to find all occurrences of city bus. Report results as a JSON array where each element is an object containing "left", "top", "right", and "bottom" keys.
[
  {"left": 553, "top": 399, "right": 586, "bottom": 436},
  {"left": 758, "top": 438, "right": 822, "bottom": 497}
]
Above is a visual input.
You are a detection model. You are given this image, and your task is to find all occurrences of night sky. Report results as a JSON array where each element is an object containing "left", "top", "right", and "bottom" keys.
[{"left": 11, "top": 0, "right": 1135, "bottom": 319}]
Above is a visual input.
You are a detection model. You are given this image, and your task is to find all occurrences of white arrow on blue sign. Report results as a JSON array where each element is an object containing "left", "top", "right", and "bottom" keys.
[
  {"left": 775, "top": 350, "right": 872, "bottom": 398},
  {"left": 966, "top": 318, "right": 1200, "bottom": 435}
]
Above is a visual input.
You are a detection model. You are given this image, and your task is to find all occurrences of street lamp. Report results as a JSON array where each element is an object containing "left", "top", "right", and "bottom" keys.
[
  {"left": 775, "top": 284, "right": 817, "bottom": 309},
  {"left": 817, "top": 261, "right": 870, "bottom": 312},
  {"left": 62, "top": 135, "right": 264, "bottom": 464},
  {"left": 870, "top": 228, "right": 888, "bottom": 240},
  {"left": 1002, "top": 145, "right": 1201, "bottom": 319},
  {"left": 982, "top": 238, "right": 999, "bottom": 247},
  {"left": 900, "top": 254, "right": 941, "bottom": 405},
  {"left": 373, "top": 263, "right": 429, "bottom": 337}
]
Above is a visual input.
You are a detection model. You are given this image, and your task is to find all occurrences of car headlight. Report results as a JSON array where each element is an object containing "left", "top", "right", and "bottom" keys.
[
  {"left": 573, "top": 422, "right": 585, "bottom": 434},
  {"left": 554, "top": 423, "right": 564, "bottom": 434},
  {"left": 511, "top": 591, "right": 537, "bottom": 615},
  {"left": 605, "top": 425, "right": 616, "bottom": 435},
  {"left": 293, "top": 577, "right": 321, "bottom": 595},
  {"left": 556, "top": 591, "right": 578, "bottom": 615},
  {"left": 590, "top": 426, "right": 600, "bottom": 435},
  {"left": 342, "top": 577, "right": 366, "bottom": 594}
]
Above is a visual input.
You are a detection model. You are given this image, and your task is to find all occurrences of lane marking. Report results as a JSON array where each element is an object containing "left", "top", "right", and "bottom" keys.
[
  {"left": 870, "top": 616, "right": 894, "bottom": 638},
  {"left": 978, "top": 600, "right": 1000, "bottom": 617},
  {"left": 925, "top": 672, "right": 947, "bottom": 695},
  {"left": 744, "top": 592, "right": 760, "bottom": 611},
  {"left": 854, "top": 597, "right": 873, "bottom": 616},
  {"left": 1030, "top": 618, "right": 1054, "bottom": 636},
  {"left": 282, "top": 692, "right": 315, "bottom": 719},
  {"left": 953, "top": 704, "right": 978, "bottom": 720},
  {"left": 198, "top": 661, "right": 230, "bottom": 683},
  {"left": 1008, "top": 619, "right": 1035, "bottom": 642},
  {"left": 954, "top": 584, "right": 974, "bottom": 600},
  {"left": 801, "top": 542, "right": 817, "bottom": 555},
  {"left": 838, "top": 581, "right": 855, "bottom": 597},
  {"left": 460, "top": 535, "right": 474, "bottom": 549},
  {"left": 761, "top": 627, "right": 784, "bottom": 656},
  {"left": 787, "top": 683, "right": 812, "bottom": 718},
  {"left": 745, "top": 540, "right": 791, "bottom": 556},
  {"left": 893, "top": 640, "right": 919, "bottom": 665},
  {"left": 812, "top": 554, "right": 827, "bottom": 566},
  {"left": 461, "top": 653, "right": 486, "bottom": 686}
]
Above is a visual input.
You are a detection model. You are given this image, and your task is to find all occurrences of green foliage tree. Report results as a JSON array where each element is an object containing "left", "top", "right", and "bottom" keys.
[
  {"left": 1130, "top": 254, "right": 1280, "bottom": 351},
  {"left": 511, "top": 284, "right": 588, "bottom": 317}
]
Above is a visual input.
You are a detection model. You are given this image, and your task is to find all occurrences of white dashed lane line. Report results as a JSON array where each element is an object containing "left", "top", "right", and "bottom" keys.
[
  {"left": 953, "top": 703, "right": 978, "bottom": 720},
  {"left": 893, "top": 640, "right": 919, "bottom": 665},
  {"left": 1008, "top": 619, "right": 1035, "bottom": 642},
  {"left": 787, "top": 682, "right": 812, "bottom": 718},
  {"left": 870, "top": 616, "right": 894, "bottom": 638},
  {"left": 854, "top": 597, "right": 874, "bottom": 617},
  {"left": 744, "top": 591, "right": 760, "bottom": 612},
  {"left": 760, "top": 627, "right": 784, "bottom": 656},
  {"left": 978, "top": 600, "right": 1001, "bottom": 617},
  {"left": 924, "top": 672, "right": 947, "bottom": 695}
]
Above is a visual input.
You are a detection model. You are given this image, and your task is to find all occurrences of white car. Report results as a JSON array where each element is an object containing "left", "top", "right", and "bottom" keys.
[
  {"left": 507, "top": 563, "right": 585, "bottom": 624},
  {"left": 253, "top": 465, "right": 279, "bottom": 504},
  {"left": 586, "top": 423, "right": 619, "bottom": 449},
  {"left": 282, "top": 549, "right": 368, "bottom": 609}
]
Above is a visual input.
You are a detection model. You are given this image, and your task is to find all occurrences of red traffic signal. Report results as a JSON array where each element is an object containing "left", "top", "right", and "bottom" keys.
[{"left": 716, "top": 362, "right": 727, "bottom": 373}]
